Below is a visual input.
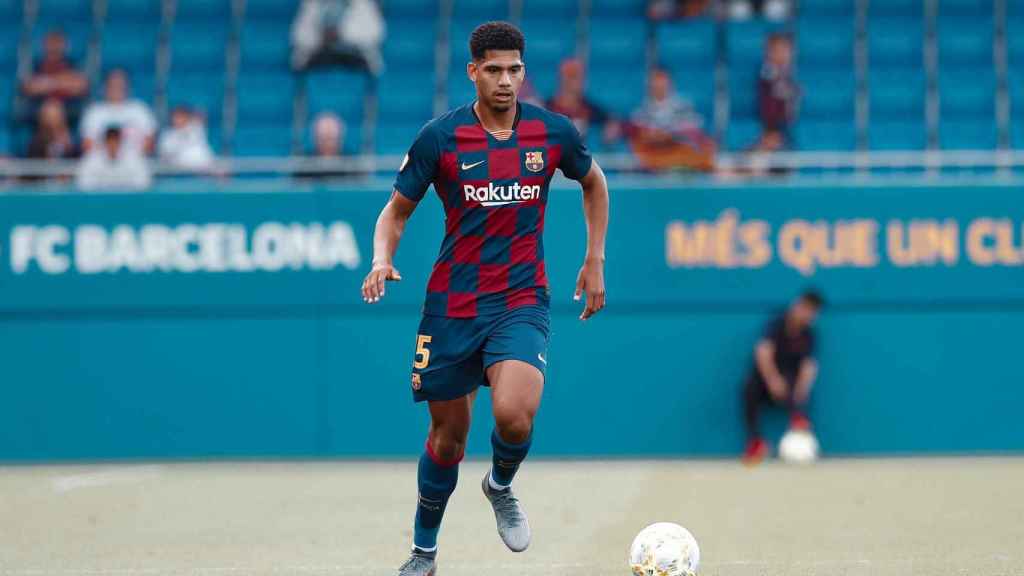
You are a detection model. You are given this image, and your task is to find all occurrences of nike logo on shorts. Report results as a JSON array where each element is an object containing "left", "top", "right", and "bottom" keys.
[
  {"left": 461, "top": 160, "right": 486, "bottom": 170},
  {"left": 537, "top": 353, "right": 546, "bottom": 365}
]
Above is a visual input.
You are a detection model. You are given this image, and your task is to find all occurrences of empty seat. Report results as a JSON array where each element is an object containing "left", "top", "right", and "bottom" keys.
[
  {"left": 868, "top": 19, "right": 923, "bottom": 68},
  {"left": 656, "top": 19, "right": 715, "bottom": 68},
  {"left": 165, "top": 73, "right": 224, "bottom": 123},
  {"left": 378, "top": 73, "right": 434, "bottom": 122},
  {"left": 797, "top": 19, "right": 853, "bottom": 68},
  {"left": 100, "top": 22, "right": 159, "bottom": 73},
  {"left": 795, "top": 120, "right": 855, "bottom": 150},
  {"left": 870, "top": 70, "right": 925, "bottom": 118},
  {"left": 236, "top": 73, "right": 294, "bottom": 122},
  {"left": 240, "top": 20, "right": 291, "bottom": 71},
  {"left": 176, "top": 0, "right": 232, "bottom": 20},
  {"left": 232, "top": 123, "right": 293, "bottom": 156},
  {"left": 939, "top": 71, "right": 995, "bottom": 118},
  {"left": 521, "top": 0, "right": 578, "bottom": 19},
  {"left": 170, "top": 24, "right": 228, "bottom": 71},
  {"left": 588, "top": 18, "right": 646, "bottom": 67},
  {"left": 798, "top": 0, "right": 854, "bottom": 19},
  {"left": 937, "top": 0, "right": 992, "bottom": 19},
  {"left": 590, "top": 0, "right": 645, "bottom": 18},
  {"left": 519, "top": 18, "right": 577, "bottom": 99},
  {"left": 105, "top": 0, "right": 161, "bottom": 21},
  {"left": 306, "top": 70, "right": 368, "bottom": 119},
  {"left": 939, "top": 120, "right": 996, "bottom": 150},
  {"left": 801, "top": 71, "right": 854, "bottom": 119},
  {"left": 375, "top": 121, "right": 421, "bottom": 154},
  {"left": 451, "top": 0, "right": 510, "bottom": 22},
  {"left": 868, "top": 120, "right": 926, "bottom": 150},
  {"left": 867, "top": 0, "right": 920, "bottom": 18},
  {"left": 384, "top": 19, "right": 437, "bottom": 69},
  {"left": 588, "top": 63, "right": 646, "bottom": 117},
  {"left": 382, "top": 0, "right": 438, "bottom": 20},
  {"left": 724, "top": 118, "right": 761, "bottom": 151},
  {"left": 937, "top": 25, "right": 992, "bottom": 68},
  {"left": 244, "top": 0, "right": 298, "bottom": 20}
]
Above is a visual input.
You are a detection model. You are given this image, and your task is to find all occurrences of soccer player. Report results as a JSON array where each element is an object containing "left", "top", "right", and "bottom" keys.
[
  {"left": 742, "top": 290, "right": 823, "bottom": 464},
  {"left": 359, "top": 22, "right": 609, "bottom": 576}
]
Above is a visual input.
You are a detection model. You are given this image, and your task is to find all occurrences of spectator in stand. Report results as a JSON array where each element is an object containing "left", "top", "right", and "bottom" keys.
[
  {"left": 756, "top": 33, "right": 800, "bottom": 151},
  {"left": 27, "top": 98, "right": 79, "bottom": 162},
  {"left": 546, "top": 58, "right": 621, "bottom": 147},
  {"left": 20, "top": 30, "right": 89, "bottom": 118},
  {"left": 648, "top": 0, "right": 711, "bottom": 19},
  {"left": 629, "top": 67, "right": 716, "bottom": 172},
  {"left": 76, "top": 126, "right": 152, "bottom": 191},
  {"left": 158, "top": 105, "right": 215, "bottom": 172},
  {"left": 292, "top": 0, "right": 385, "bottom": 74},
  {"left": 79, "top": 69, "right": 156, "bottom": 156},
  {"left": 294, "top": 112, "right": 355, "bottom": 180}
]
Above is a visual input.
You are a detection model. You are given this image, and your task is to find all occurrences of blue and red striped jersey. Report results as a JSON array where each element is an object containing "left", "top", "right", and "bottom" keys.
[{"left": 394, "top": 101, "right": 593, "bottom": 318}]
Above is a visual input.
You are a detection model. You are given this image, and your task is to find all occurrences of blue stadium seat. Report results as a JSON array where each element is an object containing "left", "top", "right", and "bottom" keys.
[
  {"left": 38, "top": 0, "right": 92, "bottom": 24},
  {"left": 240, "top": 20, "right": 291, "bottom": 71},
  {"left": 176, "top": 0, "right": 231, "bottom": 20},
  {"left": 724, "top": 118, "right": 760, "bottom": 151},
  {"left": 0, "top": 126, "right": 10, "bottom": 156},
  {"left": 378, "top": 72, "right": 434, "bottom": 122},
  {"left": 1005, "top": 17, "right": 1024, "bottom": 69},
  {"left": 937, "top": 24, "right": 992, "bottom": 68},
  {"left": 1011, "top": 118, "right": 1024, "bottom": 150},
  {"left": 729, "top": 69, "right": 759, "bottom": 122},
  {"left": 939, "top": 120, "right": 996, "bottom": 150},
  {"left": 795, "top": 120, "right": 855, "bottom": 150},
  {"left": 521, "top": 0, "right": 578, "bottom": 19},
  {"left": 727, "top": 20, "right": 778, "bottom": 69},
  {"left": 375, "top": 120, "right": 421, "bottom": 154},
  {"left": 447, "top": 73, "right": 478, "bottom": 107},
  {"left": 870, "top": 69, "right": 924, "bottom": 118},
  {"left": 801, "top": 71, "right": 854, "bottom": 120},
  {"left": 306, "top": 70, "right": 368, "bottom": 120},
  {"left": 105, "top": 0, "right": 161, "bottom": 21},
  {"left": 939, "top": 71, "right": 994, "bottom": 118},
  {"left": 590, "top": 0, "right": 645, "bottom": 18},
  {"left": 101, "top": 22, "right": 159, "bottom": 73},
  {"left": 938, "top": 0, "right": 992, "bottom": 19},
  {"left": 1009, "top": 72, "right": 1024, "bottom": 125},
  {"left": 655, "top": 19, "right": 715, "bottom": 69},
  {"left": 129, "top": 72, "right": 155, "bottom": 103},
  {"left": 232, "top": 124, "right": 293, "bottom": 156},
  {"left": 384, "top": 19, "right": 437, "bottom": 69},
  {"left": 868, "top": 120, "right": 926, "bottom": 150},
  {"left": 451, "top": 0, "right": 510, "bottom": 21},
  {"left": 170, "top": 24, "right": 228, "bottom": 71},
  {"left": 798, "top": 0, "right": 854, "bottom": 19},
  {"left": 382, "top": 0, "right": 439, "bottom": 20},
  {"left": 670, "top": 68, "right": 714, "bottom": 123},
  {"left": 588, "top": 18, "right": 646, "bottom": 67},
  {"left": 867, "top": 0, "right": 920, "bottom": 18},
  {"left": 587, "top": 63, "right": 646, "bottom": 117},
  {"left": 0, "top": 79, "right": 14, "bottom": 116},
  {"left": 165, "top": 73, "right": 224, "bottom": 122},
  {"left": 519, "top": 18, "right": 577, "bottom": 99},
  {"left": 797, "top": 19, "right": 853, "bottom": 68},
  {"left": 868, "top": 19, "right": 923, "bottom": 68},
  {"left": 0, "top": 32, "right": 18, "bottom": 75},
  {"left": 236, "top": 73, "right": 294, "bottom": 122}
]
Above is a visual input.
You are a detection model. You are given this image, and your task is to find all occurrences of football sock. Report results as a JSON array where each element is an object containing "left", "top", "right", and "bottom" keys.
[
  {"left": 413, "top": 439, "right": 461, "bottom": 551},
  {"left": 489, "top": 428, "right": 532, "bottom": 489}
]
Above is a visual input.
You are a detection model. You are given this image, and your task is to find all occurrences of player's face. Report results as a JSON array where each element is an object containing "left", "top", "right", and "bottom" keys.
[
  {"left": 790, "top": 300, "right": 819, "bottom": 329},
  {"left": 469, "top": 50, "right": 525, "bottom": 113}
]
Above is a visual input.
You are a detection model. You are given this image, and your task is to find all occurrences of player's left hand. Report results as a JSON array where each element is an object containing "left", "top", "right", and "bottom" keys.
[{"left": 574, "top": 257, "right": 606, "bottom": 321}]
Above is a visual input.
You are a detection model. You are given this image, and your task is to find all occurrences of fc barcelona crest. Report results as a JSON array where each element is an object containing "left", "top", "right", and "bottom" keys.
[{"left": 524, "top": 151, "right": 545, "bottom": 173}]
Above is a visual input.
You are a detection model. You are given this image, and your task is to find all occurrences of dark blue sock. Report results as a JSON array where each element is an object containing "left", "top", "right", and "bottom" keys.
[
  {"left": 413, "top": 441, "right": 460, "bottom": 551},
  {"left": 490, "top": 429, "right": 532, "bottom": 489}
]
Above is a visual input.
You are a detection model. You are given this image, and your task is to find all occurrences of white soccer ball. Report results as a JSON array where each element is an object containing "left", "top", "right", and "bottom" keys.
[
  {"left": 778, "top": 429, "right": 820, "bottom": 464},
  {"left": 628, "top": 522, "right": 700, "bottom": 576}
]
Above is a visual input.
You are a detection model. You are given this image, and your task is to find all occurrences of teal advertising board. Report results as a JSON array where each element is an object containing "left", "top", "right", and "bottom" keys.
[{"left": 1, "top": 182, "right": 1022, "bottom": 460}]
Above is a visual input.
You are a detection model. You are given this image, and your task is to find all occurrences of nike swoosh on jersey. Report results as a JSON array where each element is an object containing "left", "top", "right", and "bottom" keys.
[{"left": 461, "top": 160, "right": 486, "bottom": 170}]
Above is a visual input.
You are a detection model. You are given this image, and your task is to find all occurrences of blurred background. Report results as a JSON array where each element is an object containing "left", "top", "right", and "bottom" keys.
[{"left": 0, "top": 0, "right": 1022, "bottom": 462}]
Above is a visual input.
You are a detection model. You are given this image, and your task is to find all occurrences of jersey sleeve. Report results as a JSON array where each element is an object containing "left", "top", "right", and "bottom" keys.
[
  {"left": 557, "top": 115, "right": 593, "bottom": 181},
  {"left": 393, "top": 123, "right": 441, "bottom": 202}
]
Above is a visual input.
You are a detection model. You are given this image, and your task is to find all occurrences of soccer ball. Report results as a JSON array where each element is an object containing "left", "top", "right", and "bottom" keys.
[
  {"left": 628, "top": 522, "right": 700, "bottom": 576},
  {"left": 778, "top": 429, "right": 820, "bottom": 464}
]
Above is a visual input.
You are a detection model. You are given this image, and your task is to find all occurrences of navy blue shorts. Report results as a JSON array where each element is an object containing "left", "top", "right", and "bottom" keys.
[{"left": 410, "top": 305, "right": 550, "bottom": 403}]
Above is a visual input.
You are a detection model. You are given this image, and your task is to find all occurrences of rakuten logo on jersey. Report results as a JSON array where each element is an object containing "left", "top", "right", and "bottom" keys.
[{"left": 463, "top": 182, "right": 541, "bottom": 207}]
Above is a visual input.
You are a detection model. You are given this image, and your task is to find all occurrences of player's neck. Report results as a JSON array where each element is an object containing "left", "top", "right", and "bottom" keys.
[{"left": 473, "top": 100, "right": 518, "bottom": 134}]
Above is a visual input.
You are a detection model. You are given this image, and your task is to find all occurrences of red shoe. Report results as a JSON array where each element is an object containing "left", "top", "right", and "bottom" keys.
[
  {"left": 742, "top": 438, "right": 768, "bottom": 466},
  {"left": 790, "top": 412, "right": 812, "bottom": 431}
]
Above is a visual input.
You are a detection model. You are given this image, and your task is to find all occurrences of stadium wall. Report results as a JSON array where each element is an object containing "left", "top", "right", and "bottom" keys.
[{"left": 1, "top": 182, "right": 1022, "bottom": 460}]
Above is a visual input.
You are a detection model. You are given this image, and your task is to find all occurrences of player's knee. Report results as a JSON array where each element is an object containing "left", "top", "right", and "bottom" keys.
[
  {"left": 494, "top": 413, "right": 533, "bottom": 444},
  {"left": 429, "top": 426, "right": 468, "bottom": 462}
]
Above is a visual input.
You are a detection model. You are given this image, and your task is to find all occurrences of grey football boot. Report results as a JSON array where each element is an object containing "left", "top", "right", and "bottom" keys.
[
  {"left": 397, "top": 548, "right": 437, "bottom": 576},
  {"left": 481, "top": 472, "right": 532, "bottom": 552}
]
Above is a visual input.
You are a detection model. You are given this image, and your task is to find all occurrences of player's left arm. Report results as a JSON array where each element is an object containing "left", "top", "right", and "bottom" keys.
[
  {"left": 574, "top": 161, "right": 609, "bottom": 321},
  {"left": 794, "top": 357, "right": 817, "bottom": 404}
]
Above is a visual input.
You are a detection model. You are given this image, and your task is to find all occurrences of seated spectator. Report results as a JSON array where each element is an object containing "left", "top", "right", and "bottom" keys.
[
  {"left": 20, "top": 30, "right": 89, "bottom": 118},
  {"left": 292, "top": 0, "right": 384, "bottom": 74},
  {"left": 757, "top": 33, "right": 800, "bottom": 151},
  {"left": 27, "top": 98, "right": 80, "bottom": 162},
  {"left": 648, "top": 0, "right": 711, "bottom": 19},
  {"left": 158, "top": 105, "right": 215, "bottom": 171},
  {"left": 79, "top": 69, "right": 156, "bottom": 156},
  {"left": 76, "top": 126, "right": 152, "bottom": 191},
  {"left": 294, "top": 112, "right": 355, "bottom": 180},
  {"left": 546, "top": 58, "right": 621, "bottom": 147},
  {"left": 628, "top": 68, "right": 716, "bottom": 172}
]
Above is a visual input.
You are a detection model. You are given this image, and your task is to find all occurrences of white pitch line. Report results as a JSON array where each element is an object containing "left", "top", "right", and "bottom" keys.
[{"left": 50, "top": 465, "right": 164, "bottom": 493}]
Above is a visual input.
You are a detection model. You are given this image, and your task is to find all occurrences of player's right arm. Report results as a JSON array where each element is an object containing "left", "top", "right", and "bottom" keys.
[
  {"left": 362, "top": 191, "right": 417, "bottom": 303},
  {"left": 360, "top": 121, "right": 441, "bottom": 304},
  {"left": 755, "top": 339, "right": 787, "bottom": 401}
]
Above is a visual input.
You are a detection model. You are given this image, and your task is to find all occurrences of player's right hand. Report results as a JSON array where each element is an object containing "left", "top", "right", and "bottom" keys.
[
  {"left": 767, "top": 376, "right": 789, "bottom": 402},
  {"left": 362, "top": 263, "right": 402, "bottom": 303}
]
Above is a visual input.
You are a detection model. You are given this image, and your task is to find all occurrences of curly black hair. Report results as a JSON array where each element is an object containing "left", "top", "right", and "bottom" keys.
[{"left": 469, "top": 21, "right": 525, "bottom": 61}]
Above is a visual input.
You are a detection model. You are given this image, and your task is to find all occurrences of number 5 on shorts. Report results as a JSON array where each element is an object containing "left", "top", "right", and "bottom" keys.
[{"left": 413, "top": 335, "right": 432, "bottom": 369}]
